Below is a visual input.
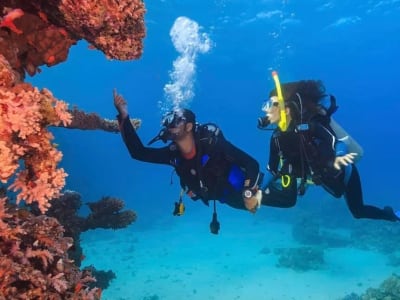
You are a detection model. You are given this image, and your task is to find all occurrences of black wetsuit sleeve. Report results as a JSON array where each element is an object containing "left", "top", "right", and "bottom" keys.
[
  {"left": 118, "top": 115, "right": 173, "bottom": 165},
  {"left": 216, "top": 136, "right": 261, "bottom": 188}
]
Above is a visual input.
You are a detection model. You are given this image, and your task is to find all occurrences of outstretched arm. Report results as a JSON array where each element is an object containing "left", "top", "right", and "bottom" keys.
[{"left": 113, "top": 89, "right": 173, "bottom": 165}]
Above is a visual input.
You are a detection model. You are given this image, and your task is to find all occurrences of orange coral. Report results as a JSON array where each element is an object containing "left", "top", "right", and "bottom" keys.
[
  {"left": 0, "top": 1, "right": 146, "bottom": 79},
  {"left": 55, "top": 0, "right": 146, "bottom": 60},
  {"left": 0, "top": 55, "right": 71, "bottom": 213},
  {"left": 0, "top": 200, "right": 101, "bottom": 299}
]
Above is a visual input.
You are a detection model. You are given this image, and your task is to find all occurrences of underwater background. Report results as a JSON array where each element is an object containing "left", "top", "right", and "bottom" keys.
[{"left": 28, "top": 0, "right": 400, "bottom": 299}]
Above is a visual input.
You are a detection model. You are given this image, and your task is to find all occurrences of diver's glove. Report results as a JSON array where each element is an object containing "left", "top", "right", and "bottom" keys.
[{"left": 242, "top": 188, "right": 262, "bottom": 213}]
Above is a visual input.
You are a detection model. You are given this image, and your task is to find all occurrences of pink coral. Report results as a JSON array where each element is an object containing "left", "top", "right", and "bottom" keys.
[{"left": 0, "top": 55, "right": 71, "bottom": 213}]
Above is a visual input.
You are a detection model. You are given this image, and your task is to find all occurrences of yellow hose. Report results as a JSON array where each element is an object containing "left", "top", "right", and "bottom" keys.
[{"left": 272, "top": 71, "right": 288, "bottom": 132}]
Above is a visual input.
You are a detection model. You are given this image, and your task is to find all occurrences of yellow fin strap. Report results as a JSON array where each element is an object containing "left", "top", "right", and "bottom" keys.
[
  {"left": 281, "top": 175, "right": 291, "bottom": 188},
  {"left": 272, "top": 71, "right": 288, "bottom": 132}
]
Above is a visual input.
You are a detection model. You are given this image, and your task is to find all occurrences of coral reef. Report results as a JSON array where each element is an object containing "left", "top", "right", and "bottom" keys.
[
  {"left": 1, "top": 0, "right": 146, "bottom": 212},
  {"left": 1, "top": 1, "right": 146, "bottom": 298},
  {"left": 0, "top": 198, "right": 101, "bottom": 299},
  {"left": 38, "top": 191, "right": 137, "bottom": 267},
  {"left": 339, "top": 273, "right": 400, "bottom": 300},
  {"left": 0, "top": 55, "right": 72, "bottom": 213},
  {"left": 86, "top": 196, "right": 137, "bottom": 230},
  {"left": 0, "top": 0, "right": 146, "bottom": 78},
  {"left": 361, "top": 273, "right": 400, "bottom": 299},
  {"left": 274, "top": 246, "right": 325, "bottom": 272},
  {"left": 83, "top": 266, "right": 117, "bottom": 291}
]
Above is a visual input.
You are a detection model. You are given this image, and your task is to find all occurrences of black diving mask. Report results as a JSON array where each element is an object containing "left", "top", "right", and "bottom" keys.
[
  {"left": 162, "top": 111, "right": 187, "bottom": 128},
  {"left": 147, "top": 111, "right": 187, "bottom": 145}
]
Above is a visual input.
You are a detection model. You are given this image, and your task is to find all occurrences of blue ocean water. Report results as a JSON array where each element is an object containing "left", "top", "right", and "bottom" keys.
[{"left": 28, "top": 1, "right": 400, "bottom": 299}]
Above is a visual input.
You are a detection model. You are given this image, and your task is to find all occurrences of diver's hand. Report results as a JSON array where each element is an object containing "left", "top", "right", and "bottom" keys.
[
  {"left": 334, "top": 153, "right": 357, "bottom": 170},
  {"left": 113, "top": 89, "right": 128, "bottom": 119},
  {"left": 243, "top": 189, "right": 262, "bottom": 213}
]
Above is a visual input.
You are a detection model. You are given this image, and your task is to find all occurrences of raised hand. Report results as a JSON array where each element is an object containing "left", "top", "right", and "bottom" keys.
[{"left": 113, "top": 89, "right": 128, "bottom": 119}]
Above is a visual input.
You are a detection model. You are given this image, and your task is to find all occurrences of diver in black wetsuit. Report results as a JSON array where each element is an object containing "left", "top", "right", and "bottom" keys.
[
  {"left": 261, "top": 80, "right": 399, "bottom": 222},
  {"left": 113, "top": 90, "right": 297, "bottom": 233}
]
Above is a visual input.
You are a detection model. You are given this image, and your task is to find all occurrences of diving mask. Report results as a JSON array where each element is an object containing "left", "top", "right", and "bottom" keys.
[
  {"left": 261, "top": 98, "right": 280, "bottom": 112},
  {"left": 148, "top": 111, "right": 186, "bottom": 145},
  {"left": 162, "top": 111, "right": 187, "bottom": 128}
]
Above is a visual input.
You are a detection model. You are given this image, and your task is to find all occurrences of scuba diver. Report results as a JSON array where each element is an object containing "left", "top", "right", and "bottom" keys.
[
  {"left": 257, "top": 73, "right": 400, "bottom": 222},
  {"left": 113, "top": 89, "right": 298, "bottom": 234}
]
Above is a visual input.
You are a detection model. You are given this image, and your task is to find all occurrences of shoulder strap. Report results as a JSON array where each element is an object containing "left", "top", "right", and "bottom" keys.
[{"left": 196, "top": 123, "right": 221, "bottom": 145}]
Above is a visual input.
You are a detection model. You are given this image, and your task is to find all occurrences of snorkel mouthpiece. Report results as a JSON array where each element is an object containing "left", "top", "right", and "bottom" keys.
[
  {"left": 147, "top": 127, "right": 171, "bottom": 145},
  {"left": 257, "top": 116, "right": 270, "bottom": 129},
  {"left": 272, "top": 71, "right": 288, "bottom": 132}
]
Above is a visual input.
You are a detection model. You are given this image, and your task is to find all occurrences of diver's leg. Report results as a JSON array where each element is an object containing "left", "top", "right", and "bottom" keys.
[
  {"left": 261, "top": 176, "right": 298, "bottom": 208},
  {"left": 344, "top": 165, "right": 398, "bottom": 221}
]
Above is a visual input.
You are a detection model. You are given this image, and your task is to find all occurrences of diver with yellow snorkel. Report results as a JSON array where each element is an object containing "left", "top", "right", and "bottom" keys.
[{"left": 254, "top": 71, "right": 400, "bottom": 222}]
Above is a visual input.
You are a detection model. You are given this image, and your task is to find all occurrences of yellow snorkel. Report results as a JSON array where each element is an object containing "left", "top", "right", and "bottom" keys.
[
  {"left": 272, "top": 71, "right": 288, "bottom": 132},
  {"left": 271, "top": 71, "right": 290, "bottom": 188}
]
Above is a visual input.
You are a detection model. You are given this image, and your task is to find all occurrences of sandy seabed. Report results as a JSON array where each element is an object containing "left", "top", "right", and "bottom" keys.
[{"left": 80, "top": 205, "right": 399, "bottom": 300}]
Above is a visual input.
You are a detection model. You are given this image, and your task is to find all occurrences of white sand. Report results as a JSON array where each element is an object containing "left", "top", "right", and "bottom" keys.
[{"left": 81, "top": 209, "right": 398, "bottom": 300}]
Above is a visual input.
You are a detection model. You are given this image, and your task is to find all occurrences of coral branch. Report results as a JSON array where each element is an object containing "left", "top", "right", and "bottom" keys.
[{"left": 57, "top": 107, "right": 141, "bottom": 133}]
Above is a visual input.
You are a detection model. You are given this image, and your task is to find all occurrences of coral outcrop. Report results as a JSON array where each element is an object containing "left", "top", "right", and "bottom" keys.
[
  {"left": 0, "top": 55, "right": 72, "bottom": 213},
  {"left": 340, "top": 273, "right": 400, "bottom": 300},
  {"left": 1, "top": 0, "right": 146, "bottom": 78},
  {"left": 1, "top": 0, "right": 146, "bottom": 211},
  {"left": 38, "top": 191, "right": 136, "bottom": 267},
  {"left": 0, "top": 1, "right": 146, "bottom": 298},
  {"left": 0, "top": 198, "right": 101, "bottom": 299},
  {"left": 274, "top": 246, "right": 325, "bottom": 272}
]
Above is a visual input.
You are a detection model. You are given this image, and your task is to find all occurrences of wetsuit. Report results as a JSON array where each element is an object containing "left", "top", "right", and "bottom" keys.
[
  {"left": 268, "top": 120, "right": 398, "bottom": 221},
  {"left": 119, "top": 115, "right": 297, "bottom": 210}
]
